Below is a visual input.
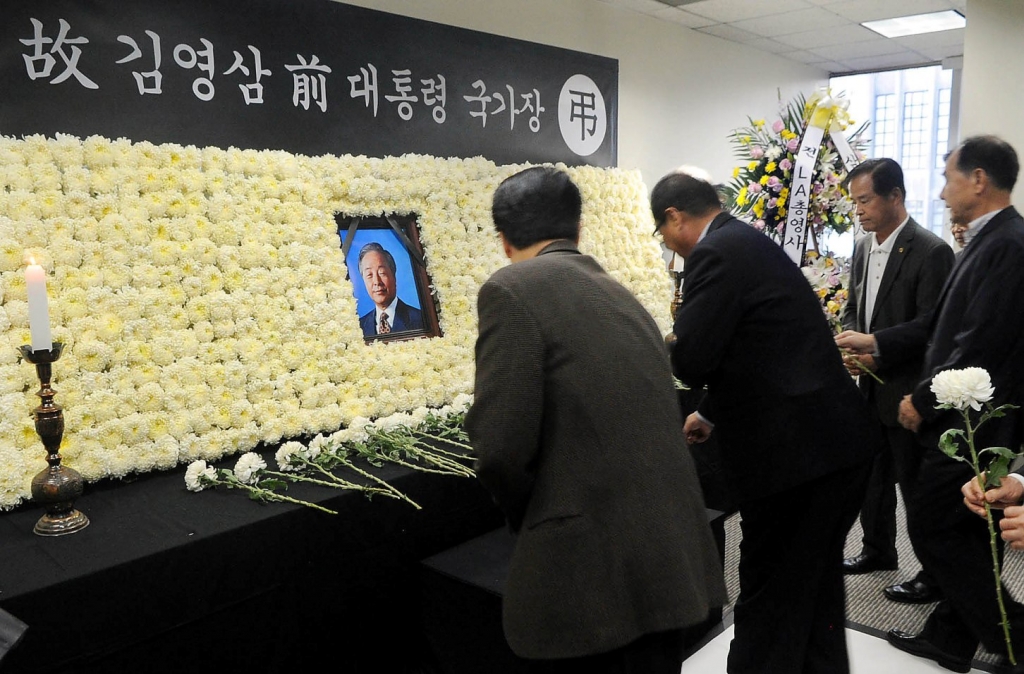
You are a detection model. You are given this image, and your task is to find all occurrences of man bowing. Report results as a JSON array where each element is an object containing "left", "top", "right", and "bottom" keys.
[{"left": 655, "top": 170, "right": 877, "bottom": 674}]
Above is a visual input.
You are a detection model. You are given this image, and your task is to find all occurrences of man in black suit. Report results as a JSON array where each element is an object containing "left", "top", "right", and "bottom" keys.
[
  {"left": 465, "top": 167, "right": 726, "bottom": 673},
  {"left": 840, "top": 135, "right": 1024, "bottom": 673},
  {"left": 836, "top": 158, "right": 954, "bottom": 608},
  {"left": 655, "top": 171, "right": 877, "bottom": 674},
  {"left": 356, "top": 242, "right": 423, "bottom": 336}
]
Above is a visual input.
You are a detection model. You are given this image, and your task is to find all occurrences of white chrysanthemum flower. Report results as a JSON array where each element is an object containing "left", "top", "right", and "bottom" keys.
[
  {"left": 275, "top": 441, "right": 305, "bottom": 472},
  {"left": 931, "top": 367, "right": 995, "bottom": 411},
  {"left": 233, "top": 452, "right": 266, "bottom": 485},
  {"left": 184, "top": 460, "right": 216, "bottom": 492},
  {"left": 307, "top": 433, "right": 330, "bottom": 460}
]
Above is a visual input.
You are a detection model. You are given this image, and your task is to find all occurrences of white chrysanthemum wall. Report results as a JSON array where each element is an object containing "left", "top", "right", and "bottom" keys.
[{"left": 0, "top": 134, "right": 671, "bottom": 508}]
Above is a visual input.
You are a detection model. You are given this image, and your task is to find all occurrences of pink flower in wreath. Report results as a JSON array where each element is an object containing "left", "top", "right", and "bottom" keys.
[
  {"left": 748, "top": 182, "right": 762, "bottom": 194},
  {"left": 787, "top": 138, "right": 800, "bottom": 152},
  {"left": 775, "top": 222, "right": 785, "bottom": 233},
  {"left": 767, "top": 176, "right": 782, "bottom": 192},
  {"left": 772, "top": 120, "right": 785, "bottom": 133},
  {"left": 750, "top": 146, "right": 765, "bottom": 159},
  {"left": 754, "top": 219, "right": 766, "bottom": 231},
  {"left": 779, "top": 158, "right": 793, "bottom": 172}
]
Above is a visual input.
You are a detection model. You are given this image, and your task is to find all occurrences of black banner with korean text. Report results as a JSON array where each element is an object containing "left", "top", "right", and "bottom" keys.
[{"left": 0, "top": 0, "right": 618, "bottom": 166}]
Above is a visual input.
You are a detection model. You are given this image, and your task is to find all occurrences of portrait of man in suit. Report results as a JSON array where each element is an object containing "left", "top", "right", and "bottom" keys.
[
  {"left": 356, "top": 241, "right": 424, "bottom": 337},
  {"left": 655, "top": 169, "right": 878, "bottom": 674},
  {"left": 466, "top": 166, "right": 725, "bottom": 673},
  {"left": 837, "top": 158, "right": 955, "bottom": 606}
]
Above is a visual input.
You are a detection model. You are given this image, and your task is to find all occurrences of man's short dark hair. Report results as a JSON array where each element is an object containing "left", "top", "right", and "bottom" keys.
[
  {"left": 357, "top": 241, "right": 397, "bottom": 273},
  {"left": 948, "top": 135, "right": 1020, "bottom": 192},
  {"left": 845, "top": 157, "right": 905, "bottom": 200},
  {"left": 649, "top": 172, "right": 721, "bottom": 229},
  {"left": 491, "top": 167, "right": 581, "bottom": 249}
]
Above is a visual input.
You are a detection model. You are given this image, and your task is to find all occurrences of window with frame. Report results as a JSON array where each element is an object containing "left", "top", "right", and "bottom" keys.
[
  {"left": 873, "top": 93, "right": 897, "bottom": 157},
  {"left": 901, "top": 90, "right": 930, "bottom": 169}
]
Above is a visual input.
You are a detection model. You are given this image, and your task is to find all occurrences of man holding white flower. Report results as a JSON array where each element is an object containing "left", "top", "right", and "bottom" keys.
[{"left": 837, "top": 135, "right": 1024, "bottom": 673}]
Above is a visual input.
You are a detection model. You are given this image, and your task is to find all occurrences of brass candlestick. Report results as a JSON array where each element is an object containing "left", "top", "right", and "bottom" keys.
[
  {"left": 670, "top": 270, "right": 684, "bottom": 320},
  {"left": 664, "top": 270, "right": 685, "bottom": 347},
  {"left": 18, "top": 343, "right": 89, "bottom": 536}
]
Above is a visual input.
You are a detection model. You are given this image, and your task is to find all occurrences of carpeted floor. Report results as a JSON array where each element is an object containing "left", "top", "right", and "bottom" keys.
[{"left": 720, "top": 491, "right": 1024, "bottom": 669}]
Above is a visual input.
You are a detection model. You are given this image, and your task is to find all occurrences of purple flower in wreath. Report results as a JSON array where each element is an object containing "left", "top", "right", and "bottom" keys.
[{"left": 767, "top": 176, "right": 782, "bottom": 192}]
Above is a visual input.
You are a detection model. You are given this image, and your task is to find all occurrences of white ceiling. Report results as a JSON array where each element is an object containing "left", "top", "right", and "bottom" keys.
[{"left": 595, "top": 0, "right": 967, "bottom": 74}]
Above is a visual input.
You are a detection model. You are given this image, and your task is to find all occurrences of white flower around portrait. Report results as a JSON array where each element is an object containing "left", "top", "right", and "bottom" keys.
[{"left": 0, "top": 134, "right": 669, "bottom": 509}]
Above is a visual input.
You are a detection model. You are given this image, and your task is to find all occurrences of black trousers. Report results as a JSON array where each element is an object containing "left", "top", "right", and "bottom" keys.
[
  {"left": 727, "top": 462, "right": 871, "bottom": 674},
  {"left": 856, "top": 423, "right": 937, "bottom": 586},
  {"left": 908, "top": 449, "right": 1024, "bottom": 660},
  {"left": 523, "top": 629, "right": 687, "bottom": 674}
]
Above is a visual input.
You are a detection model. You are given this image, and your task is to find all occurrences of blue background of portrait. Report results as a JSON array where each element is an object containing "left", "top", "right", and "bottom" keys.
[{"left": 339, "top": 228, "right": 422, "bottom": 320}]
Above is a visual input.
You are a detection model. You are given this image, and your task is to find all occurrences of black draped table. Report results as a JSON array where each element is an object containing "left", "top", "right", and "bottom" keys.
[{"left": 0, "top": 449, "right": 503, "bottom": 674}]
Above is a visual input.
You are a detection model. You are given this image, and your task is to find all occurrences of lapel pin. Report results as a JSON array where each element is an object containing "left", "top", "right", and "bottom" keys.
[{"left": 899, "top": 247, "right": 904, "bottom": 253}]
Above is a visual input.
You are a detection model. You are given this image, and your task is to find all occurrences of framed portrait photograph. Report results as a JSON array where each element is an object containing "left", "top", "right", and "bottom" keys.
[{"left": 336, "top": 213, "right": 442, "bottom": 342}]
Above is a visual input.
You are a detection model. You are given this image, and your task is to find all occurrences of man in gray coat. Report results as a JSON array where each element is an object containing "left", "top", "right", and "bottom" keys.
[{"left": 465, "top": 166, "right": 725, "bottom": 672}]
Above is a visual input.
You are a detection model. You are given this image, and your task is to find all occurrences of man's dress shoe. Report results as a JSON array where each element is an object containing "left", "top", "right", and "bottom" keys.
[
  {"left": 841, "top": 553, "right": 898, "bottom": 574},
  {"left": 884, "top": 578, "right": 944, "bottom": 604},
  {"left": 886, "top": 629, "right": 971, "bottom": 673}
]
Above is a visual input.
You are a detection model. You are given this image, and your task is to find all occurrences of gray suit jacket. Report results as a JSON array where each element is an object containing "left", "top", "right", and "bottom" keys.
[
  {"left": 465, "top": 240, "right": 725, "bottom": 659},
  {"left": 841, "top": 219, "right": 954, "bottom": 426}
]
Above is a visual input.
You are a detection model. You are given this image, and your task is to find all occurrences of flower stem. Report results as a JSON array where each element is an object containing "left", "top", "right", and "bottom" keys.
[
  {"left": 985, "top": 499, "right": 1016, "bottom": 664},
  {"left": 411, "top": 429, "right": 474, "bottom": 454},
  {"left": 967, "top": 411, "right": 1016, "bottom": 664},
  {"left": 211, "top": 475, "right": 338, "bottom": 515},
  {"left": 262, "top": 469, "right": 394, "bottom": 500},
  {"left": 332, "top": 454, "right": 422, "bottom": 510},
  {"left": 839, "top": 348, "right": 885, "bottom": 385}
]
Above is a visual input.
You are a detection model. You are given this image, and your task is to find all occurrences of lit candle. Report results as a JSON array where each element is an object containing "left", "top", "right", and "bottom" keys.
[{"left": 25, "top": 261, "right": 52, "bottom": 353}]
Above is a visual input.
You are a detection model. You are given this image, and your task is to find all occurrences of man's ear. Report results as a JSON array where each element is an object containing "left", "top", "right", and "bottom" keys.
[
  {"left": 499, "top": 232, "right": 514, "bottom": 260},
  {"left": 972, "top": 168, "right": 989, "bottom": 194}
]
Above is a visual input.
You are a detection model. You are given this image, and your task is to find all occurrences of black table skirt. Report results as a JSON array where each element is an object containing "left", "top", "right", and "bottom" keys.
[{"left": 0, "top": 449, "right": 503, "bottom": 674}]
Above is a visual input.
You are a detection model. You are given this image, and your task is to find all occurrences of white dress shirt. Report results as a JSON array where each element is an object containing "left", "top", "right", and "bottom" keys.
[
  {"left": 375, "top": 297, "right": 398, "bottom": 333},
  {"left": 863, "top": 217, "right": 909, "bottom": 331}
]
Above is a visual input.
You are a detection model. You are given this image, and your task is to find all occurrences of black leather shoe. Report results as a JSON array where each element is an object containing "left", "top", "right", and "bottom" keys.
[
  {"left": 884, "top": 578, "right": 944, "bottom": 604},
  {"left": 886, "top": 629, "right": 971, "bottom": 672},
  {"left": 841, "top": 552, "right": 898, "bottom": 574}
]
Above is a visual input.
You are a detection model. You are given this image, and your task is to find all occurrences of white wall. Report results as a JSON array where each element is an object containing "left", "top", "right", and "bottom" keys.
[
  {"left": 336, "top": 0, "right": 827, "bottom": 190},
  {"left": 961, "top": 0, "right": 1024, "bottom": 206}
]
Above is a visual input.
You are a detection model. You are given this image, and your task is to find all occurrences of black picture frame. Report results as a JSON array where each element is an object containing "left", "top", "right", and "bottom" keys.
[{"left": 336, "top": 213, "right": 442, "bottom": 342}]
